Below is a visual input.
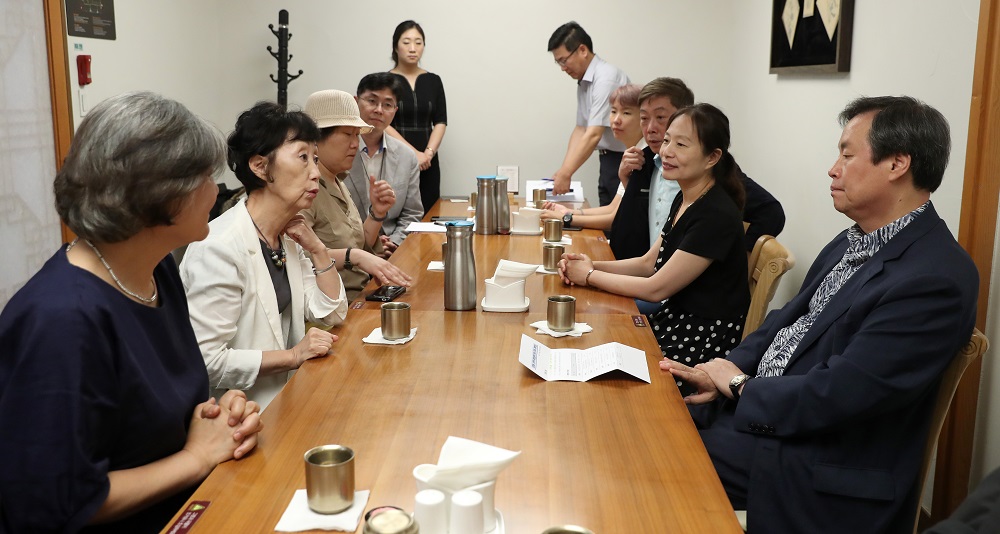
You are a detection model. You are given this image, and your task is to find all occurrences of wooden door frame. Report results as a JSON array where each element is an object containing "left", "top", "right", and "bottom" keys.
[
  {"left": 43, "top": 0, "right": 75, "bottom": 243},
  {"left": 39, "top": 0, "right": 999, "bottom": 524},
  {"left": 933, "top": 0, "right": 1000, "bottom": 524}
]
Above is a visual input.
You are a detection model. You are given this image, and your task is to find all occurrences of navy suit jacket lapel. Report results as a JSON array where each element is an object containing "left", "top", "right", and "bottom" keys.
[{"left": 785, "top": 205, "right": 942, "bottom": 368}]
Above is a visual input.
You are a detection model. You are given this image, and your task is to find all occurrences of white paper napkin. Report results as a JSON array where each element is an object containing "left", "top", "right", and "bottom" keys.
[
  {"left": 494, "top": 259, "right": 540, "bottom": 280},
  {"left": 536, "top": 265, "right": 559, "bottom": 274},
  {"left": 530, "top": 320, "right": 593, "bottom": 338},
  {"left": 363, "top": 327, "right": 418, "bottom": 344},
  {"left": 425, "top": 436, "right": 521, "bottom": 489},
  {"left": 427, "top": 261, "right": 444, "bottom": 271},
  {"left": 542, "top": 236, "right": 572, "bottom": 245},
  {"left": 274, "top": 489, "right": 370, "bottom": 532}
]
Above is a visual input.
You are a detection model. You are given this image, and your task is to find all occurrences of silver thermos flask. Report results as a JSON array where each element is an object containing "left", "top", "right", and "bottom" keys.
[
  {"left": 443, "top": 220, "right": 477, "bottom": 310},
  {"left": 475, "top": 175, "right": 497, "bottom": 235},
  {"left": 494, "top": 176, "right": 511, "bottom": 235}
]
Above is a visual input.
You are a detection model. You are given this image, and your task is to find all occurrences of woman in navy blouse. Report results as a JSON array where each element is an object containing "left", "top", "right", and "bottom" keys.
[
  {"left": 0, "top": 92, "right": 263, "bottom": 533},
  {"left": 387, "top": 20, "right": 448, "bottom": 213}
]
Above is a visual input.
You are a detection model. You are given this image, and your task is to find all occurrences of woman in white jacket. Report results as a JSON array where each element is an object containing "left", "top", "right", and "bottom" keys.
[{"left": 181, "top": 102, "right": 348, "bottom": 409}]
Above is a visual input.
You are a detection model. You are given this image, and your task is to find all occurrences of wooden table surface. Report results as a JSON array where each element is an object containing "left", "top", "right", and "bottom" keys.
[{"left": 166, "top": 199, "right": 741, "bottom": 533}]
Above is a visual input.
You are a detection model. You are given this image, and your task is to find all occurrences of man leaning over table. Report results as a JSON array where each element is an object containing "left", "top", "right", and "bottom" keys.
[
  {"left": 547, "top": 21, "right": 629, "bottom": 205},
  {"left": 346, "top": 72, "right": 424, "bottom": 258},
  {"left": 663, "top": 96, "right": 978, "bottom": 533}
]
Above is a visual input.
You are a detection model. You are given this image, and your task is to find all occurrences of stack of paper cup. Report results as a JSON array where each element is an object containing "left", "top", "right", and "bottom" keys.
[
  {"left": 450, "top": 490, "right": 484, "bottom": 534},
  {"left": 414, "top": 489, "right": 447, "bottom": 534}
]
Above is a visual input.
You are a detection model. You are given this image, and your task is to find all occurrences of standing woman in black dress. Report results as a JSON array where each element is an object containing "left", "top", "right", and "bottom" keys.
[{"left": 386, "top": 20, "right": 447, "bottom": 213}]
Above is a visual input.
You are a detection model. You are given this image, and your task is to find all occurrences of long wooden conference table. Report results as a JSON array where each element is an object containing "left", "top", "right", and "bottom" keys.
[{"left": 167, "top": 198, "right": 741, "bottom": 533}]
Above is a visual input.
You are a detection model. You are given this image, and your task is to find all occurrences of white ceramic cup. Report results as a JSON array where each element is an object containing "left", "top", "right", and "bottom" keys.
[
  {"left": 450, "top": 490, "right": 484, "bottom": 534},
  {"left": 414, "top": 464, "right": 497, "bottom": 533}
]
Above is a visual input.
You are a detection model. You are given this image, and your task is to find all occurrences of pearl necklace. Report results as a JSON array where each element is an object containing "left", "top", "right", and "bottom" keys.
[{"left": 67, "top": 238, "right": 158, "bottom": 304}]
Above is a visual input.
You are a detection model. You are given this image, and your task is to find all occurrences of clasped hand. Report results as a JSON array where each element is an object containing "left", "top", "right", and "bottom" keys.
[
  {"left": 185, "top": 390, "right": 263, "bottom": 475},
  {"left": 660, "top": 358, "right": 745, "bottom": 404},
  {"left": 557, "top": 253, "right": 593, "bottom": 286}
]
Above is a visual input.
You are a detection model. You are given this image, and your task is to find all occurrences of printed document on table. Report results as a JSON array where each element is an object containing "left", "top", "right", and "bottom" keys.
[
  {"left": 405, "top": 221, "right": 448, "bottom": 233},
  {"left": 518, "top": 334, "right": 650, "bottom": 383},
  {"left": 525, "top": 180, "right": 585, "bottom": 203}
]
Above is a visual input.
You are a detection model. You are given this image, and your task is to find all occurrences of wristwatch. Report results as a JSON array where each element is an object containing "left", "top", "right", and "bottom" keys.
[
  {"left": 729, "top": 374, "right": 750, "bottom": 399},
  {"left": 344, "top": 247, "right": 354, "bottom": 270},
  {"left": 562, "top": 212, "right": 574, "bottom": 226}
]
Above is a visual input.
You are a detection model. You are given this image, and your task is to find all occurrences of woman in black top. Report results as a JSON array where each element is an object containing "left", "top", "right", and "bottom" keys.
[
  {"left": 559, "top": 103, "right": 750, "bottom": 395},
  {"left": 386, "top": 20, "right": 448, "bottom": 213}
]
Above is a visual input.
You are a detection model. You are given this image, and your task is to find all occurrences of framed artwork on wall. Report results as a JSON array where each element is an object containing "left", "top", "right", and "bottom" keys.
[{"left": 770, "top": 0, "right": 854, "bottom": 74}]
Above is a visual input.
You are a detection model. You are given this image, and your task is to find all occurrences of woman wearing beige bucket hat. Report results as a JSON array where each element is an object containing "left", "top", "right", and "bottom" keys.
[{"left": 301, "top": 89, "right": 412, "bottom": 302}]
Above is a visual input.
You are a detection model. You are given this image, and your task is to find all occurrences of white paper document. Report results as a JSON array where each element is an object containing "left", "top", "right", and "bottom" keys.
[
  {"left": 405, "top": 221, "right": 448, "bottom": 233},
  {"left": 517, "top": 334, "right": 650, "bottom": 383},
  {"left": 525, "top": 180, "right": 585, "bottom": 203}
]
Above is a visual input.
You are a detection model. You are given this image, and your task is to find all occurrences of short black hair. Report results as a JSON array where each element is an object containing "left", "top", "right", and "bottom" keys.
[
  {"left": 547, "top": 21, "right": 593, "bottom": 54},
  {"left": 227, "top": 101, "right": 321, "bottom": 193},
  {"left": 357, "top": 72, "right": 403, "bottom": 102},
  {"left": 838, "top": 96, "right": 951, "bottom": 192}
]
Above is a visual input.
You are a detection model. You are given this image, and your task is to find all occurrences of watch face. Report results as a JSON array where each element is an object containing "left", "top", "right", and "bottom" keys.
[{"left": 563, "top": 213, "right": 573, "bottom": 224}]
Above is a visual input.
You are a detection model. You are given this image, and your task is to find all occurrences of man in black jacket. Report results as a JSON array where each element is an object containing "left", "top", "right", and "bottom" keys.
[{"left": 609, "top": 79, "right": 786, "bottom": 260}]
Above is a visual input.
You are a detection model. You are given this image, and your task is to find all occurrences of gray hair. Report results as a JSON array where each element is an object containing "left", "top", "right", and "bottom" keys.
[{"left": 54, "top": 91, "right": 226, "bottom": 242}]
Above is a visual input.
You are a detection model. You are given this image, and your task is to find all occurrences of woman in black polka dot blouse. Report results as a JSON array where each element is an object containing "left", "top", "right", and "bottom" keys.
[{"left": 559, "top": 103, "right": 750, "bottom": 396}]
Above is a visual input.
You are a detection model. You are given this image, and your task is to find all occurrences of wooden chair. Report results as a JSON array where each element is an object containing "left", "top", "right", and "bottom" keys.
[
  {"left": 735, "top": 329, "right": 989, "bottom": 534},
  {"left": 912, "top": 328, "right": 989, "bottom": 533},
  {"left": 743, "top": 235, "right": 794, "bottom": 340}
]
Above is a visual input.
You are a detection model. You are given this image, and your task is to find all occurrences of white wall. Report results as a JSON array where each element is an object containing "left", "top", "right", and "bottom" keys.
[
  {"left": 0, "top": 2, "right": 61, "bottom": 306},
  {"left": 210, "top": 0, "right": 734, "bottom": 202},
  {"left": 65, "top": 1, "right": 223, "bottom": 131},
  {"left": 62, "top": 0, "right": 996, "bottom": 486}
]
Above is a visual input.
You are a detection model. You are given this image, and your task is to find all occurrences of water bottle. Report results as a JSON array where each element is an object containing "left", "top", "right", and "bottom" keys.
[
  {"left": 444, "top": 221, "right": 477, "bottom": 311},
  {"left": 475, "top": 175, "right": 497, "bottom": 235},
  {"left": 494, "top": 176, "right": 511, "bottom": 235}
]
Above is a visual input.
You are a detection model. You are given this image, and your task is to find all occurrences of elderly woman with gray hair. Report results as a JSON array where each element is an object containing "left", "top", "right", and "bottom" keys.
[
  {"left": 0, "top": 92, "right": 263, "bottom": 532},
  {"left": 180, "top": 101, "right": 349, "bottom": 410}
]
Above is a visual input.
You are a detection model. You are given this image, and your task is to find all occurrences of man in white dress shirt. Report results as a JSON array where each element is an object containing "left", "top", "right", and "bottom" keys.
[{"left": 547, "top": 21, "right": 630, "bottom": 206}]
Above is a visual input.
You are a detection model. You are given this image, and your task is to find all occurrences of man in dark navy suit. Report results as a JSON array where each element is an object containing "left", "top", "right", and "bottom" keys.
[{"left": 664, "top": 96, "right": 979, "bottom": 533}]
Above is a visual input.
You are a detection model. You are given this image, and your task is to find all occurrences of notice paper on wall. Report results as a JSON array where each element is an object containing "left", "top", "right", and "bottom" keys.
[{"left": 518, "top": 334, "right": 650, "bottom": 383}]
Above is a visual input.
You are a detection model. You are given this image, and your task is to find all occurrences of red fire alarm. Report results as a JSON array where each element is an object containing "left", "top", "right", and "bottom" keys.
[{"left": 77, "top": 55, "right": 92, "bottom": 86}]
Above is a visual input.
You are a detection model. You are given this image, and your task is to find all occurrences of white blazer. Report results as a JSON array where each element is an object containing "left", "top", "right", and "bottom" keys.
[{"left": 180, "top": 200, "right": 348, "bottom": 409}]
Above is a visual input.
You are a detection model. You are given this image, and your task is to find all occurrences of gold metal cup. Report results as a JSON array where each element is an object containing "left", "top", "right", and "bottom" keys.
[
  {"left": 543, "top": 218, "right": 563, "bottom": 242},
  {"left": 532, "top": 189, "right": 547, "bottom": 209},
  {"left": 304, "top": 445, "right": 355, "bottom": 514},
  {"left": 546, "top": 295, "right": 576, "bottom": 332},
  {"left": 543, "top": 243, "right": 565, "bottom": 271},
  {"left": 381, "top": 302, "right": 411, "bottom": 340}
]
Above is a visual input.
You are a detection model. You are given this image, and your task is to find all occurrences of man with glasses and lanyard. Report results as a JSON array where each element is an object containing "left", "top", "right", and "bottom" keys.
[
  {"left": 346, "top": 72, "right": 424, "bottom": 258},
  {"left": 547, "top": 21, "right": 630, "bottom": 206}
]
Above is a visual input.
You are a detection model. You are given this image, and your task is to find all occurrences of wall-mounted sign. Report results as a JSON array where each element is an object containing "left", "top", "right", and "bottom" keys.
[{"left": 66, "top": 0, "right": 116, "bottom": 41}]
